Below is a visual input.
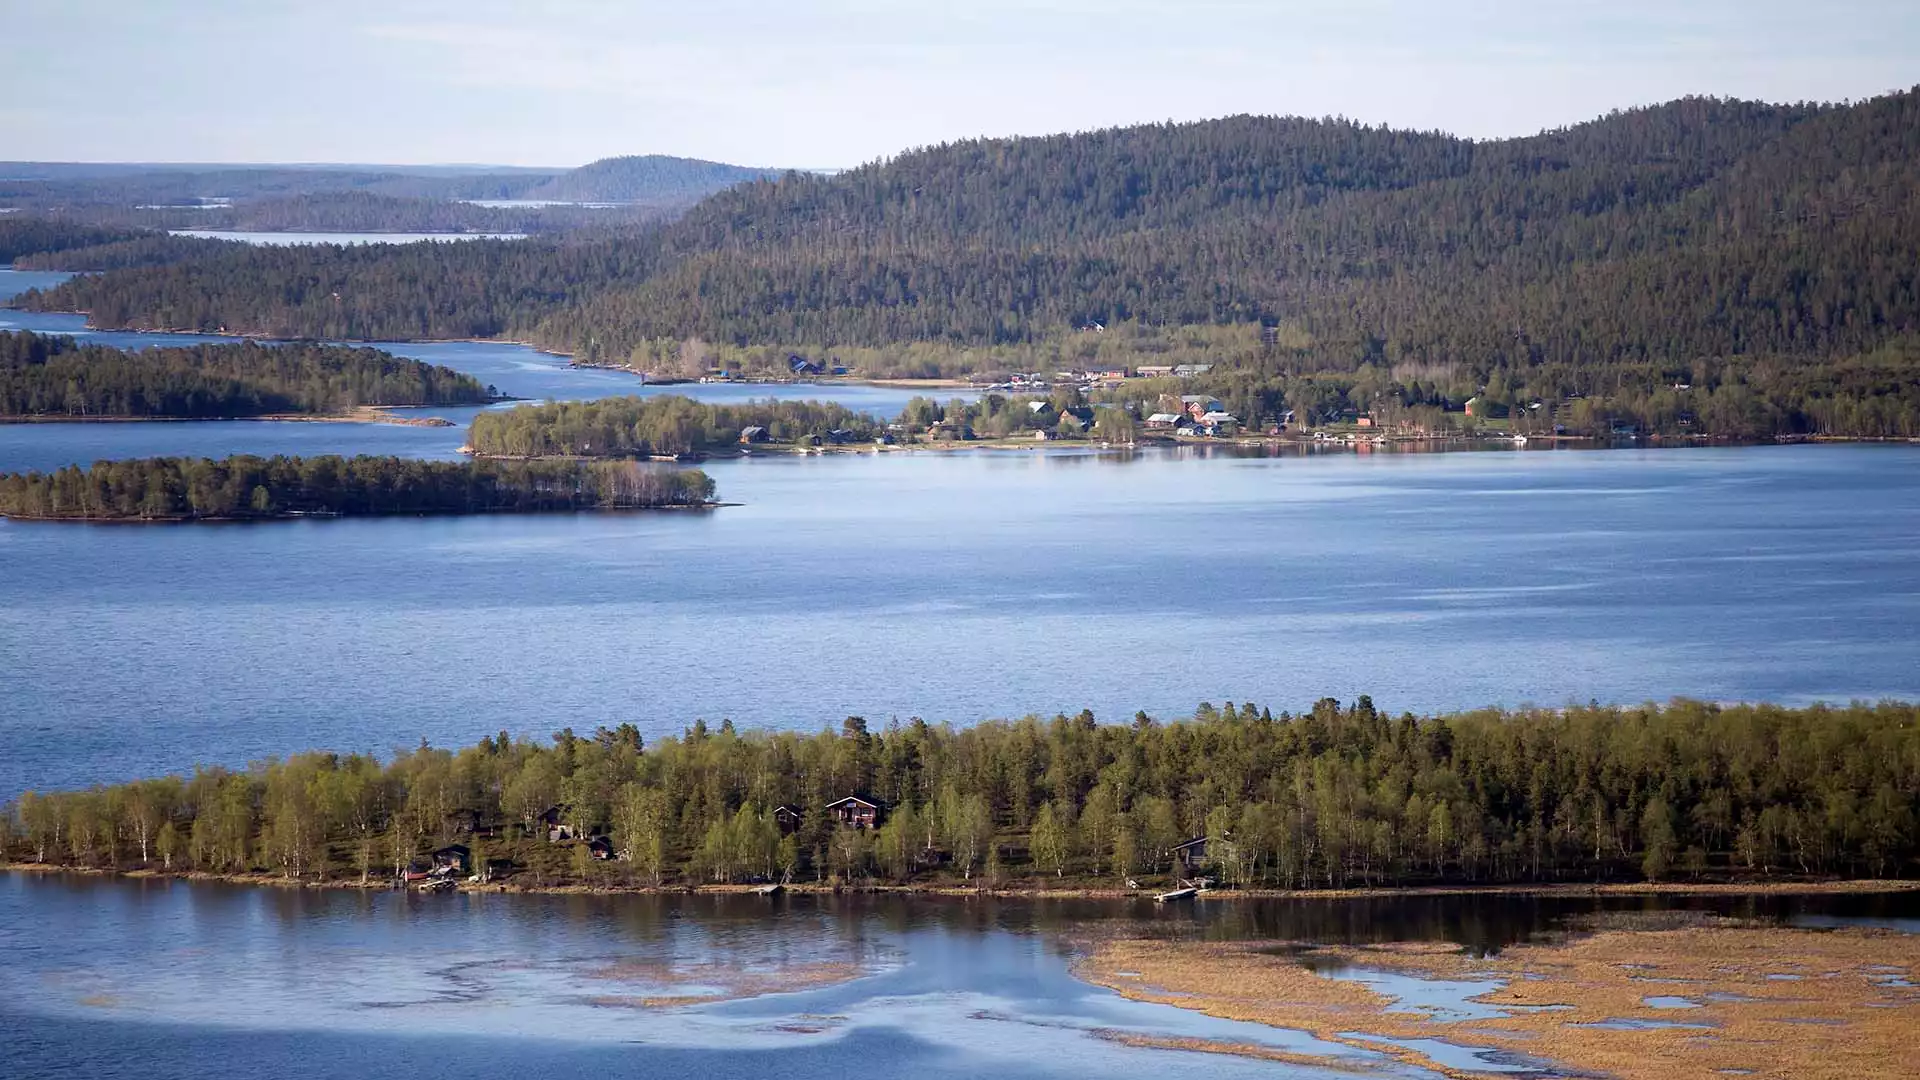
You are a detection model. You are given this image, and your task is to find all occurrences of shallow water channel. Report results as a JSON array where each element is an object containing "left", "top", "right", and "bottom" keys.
[{"left": 5, "top": 875, "right": 1915, "bottom": 1079}]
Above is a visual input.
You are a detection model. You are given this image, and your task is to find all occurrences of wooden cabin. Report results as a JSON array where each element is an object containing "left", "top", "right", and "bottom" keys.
[
  {"left": 773, "top": 805, "right": 805, "bottom": 835},
  {"left": 431, "top": 844, "right": 471, "bottom": 875},
  {"left": 825, "top": 795, "right": 883, "bottom": 829},
  {"left": 1170, "top": 836, "right": 1211, "bottom": 875}
]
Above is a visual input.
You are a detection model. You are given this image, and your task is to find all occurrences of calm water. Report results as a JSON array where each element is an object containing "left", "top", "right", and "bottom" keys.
[
  {"left": 0, "top": 270, "right": 950, "bottom": 469},
  {"left": 4, "top": 873, "right": 1912, "bottom": 1080},
  {"left": 3, "top": 443, "right": 1918, "bottom": 796}
]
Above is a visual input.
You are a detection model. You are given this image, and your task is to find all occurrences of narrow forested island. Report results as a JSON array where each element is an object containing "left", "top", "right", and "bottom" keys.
[
  {"left": 467, "top": 395, "right": 883, "bottom": 457},
  {"left": 464, "top": 393, "right": 1142, "bottom": 458},
  {"left": 6, "top": 698, "right": 1913, "bottom": 892},
  {"left": 0, "top": 330, "right": 498, "bottom": 420},
  {"left": 0, "top": 455, "right": 715, "bottom": 521}
]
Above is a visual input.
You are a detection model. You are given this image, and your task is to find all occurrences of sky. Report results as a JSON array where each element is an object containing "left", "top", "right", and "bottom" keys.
[{"left": 4, "top": 0, "right": 1917, "bottom": 169}]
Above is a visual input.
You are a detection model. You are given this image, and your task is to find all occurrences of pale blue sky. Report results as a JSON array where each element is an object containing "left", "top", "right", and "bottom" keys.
[{"left": 5, "top": 0, "right": 1917, "bottom": 168}]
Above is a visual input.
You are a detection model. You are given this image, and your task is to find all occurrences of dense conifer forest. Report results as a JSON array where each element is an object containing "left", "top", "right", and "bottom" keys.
[
  {"left": 4, "top": 699, "right": 1914, "bottom": 889},
  {"left": 11, "top": 92, "right": 1920, "bottom": 437},
  {"left": 0, "top": 454, "right": 714, "bottom": 521},
  {"left": 0, "top": 331, "right": 494, "bottom": 417}
]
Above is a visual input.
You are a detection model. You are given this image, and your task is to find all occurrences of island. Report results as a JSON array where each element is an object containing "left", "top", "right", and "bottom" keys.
[
  {"left": 6, "top": 696, "right": 1914, "bottom": 1078},
  {"left": 0, "top": 330, "right": 501, "bottom": 423},
  {"left": 5, "top": 697, "right": 1911, "bottom": 894},
  {"left": 0, "top": 454, "right": 715, "bottom": 521}
]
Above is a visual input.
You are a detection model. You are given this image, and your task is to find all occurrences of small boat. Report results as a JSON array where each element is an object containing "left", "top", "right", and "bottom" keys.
[
  {"left": 1511, "top": 435, "right": 1529, "bottom": 446},
  {"left": 1154, "top": 887, "right": 1197, "bottom": 903}
]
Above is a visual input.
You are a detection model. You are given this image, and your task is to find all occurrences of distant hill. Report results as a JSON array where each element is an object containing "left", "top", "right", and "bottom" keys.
[
  {"left": 518, "top": 154, "right": 784, "bottom": 208},
  {"left": 18, "top": 90, "right": 1920, "bottom": 437}
]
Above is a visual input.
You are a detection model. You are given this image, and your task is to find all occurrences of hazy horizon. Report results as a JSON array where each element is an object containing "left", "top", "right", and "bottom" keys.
[{"left": 5, "top": 1, "right": 1917, "bottom": 170}]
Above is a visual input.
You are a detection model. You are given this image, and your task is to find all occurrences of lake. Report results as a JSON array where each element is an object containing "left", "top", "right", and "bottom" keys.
[
  {"left": 3, "top": 441, "right": 1918, "bottom": 797},
  {"left": 4, "top": 270, "right": 1919, "bottom": 801},
  {"left": 3, "top": 872, "right": 1912, "bottom": 1080}
]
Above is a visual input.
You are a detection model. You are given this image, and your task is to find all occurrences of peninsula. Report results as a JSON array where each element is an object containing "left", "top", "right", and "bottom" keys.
[{"left": 0, "top": 330, "right": 500, "bottom": 422}]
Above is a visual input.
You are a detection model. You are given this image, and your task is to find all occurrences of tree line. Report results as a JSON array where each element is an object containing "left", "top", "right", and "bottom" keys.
[
  {"left": 5, "top": 699, "right": 1914, "bottom": 889},
  {"left": 0, "top": 331, "right": 494, "bottom": 417},
  {"left": 0, "top": 454, "right": 715, "bottom": 521},
  {"left": 467, "top": 395, "right": 883, "bottom": 457}
]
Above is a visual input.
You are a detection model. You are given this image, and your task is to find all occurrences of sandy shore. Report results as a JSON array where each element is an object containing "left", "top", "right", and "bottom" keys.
[{"left": 1078, "top": 916, "right": 1920, "bottom": 1080}]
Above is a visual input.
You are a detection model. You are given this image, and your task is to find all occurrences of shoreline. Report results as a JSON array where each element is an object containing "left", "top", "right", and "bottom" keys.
[
  {"left": 3, "top": 863, "right": 1910, "bottom": 900},
  {"left": 9, "top": 312, "right": 1917, "bottom": 449},
  {"left": 0, "top": 501, "right": 724, "bottom": 525},
  {"left": 0, "top": 405, "right": 470, "bottom": 428}
]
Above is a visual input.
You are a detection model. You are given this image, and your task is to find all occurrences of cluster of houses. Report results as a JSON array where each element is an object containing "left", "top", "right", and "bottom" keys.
[
  {"left": 1145, "top": 394, "right": 1240, "bottom": 437},
  {"left": 399, "top": 794, "right": 1226, "bottom": 889},
  {"left": 977, "top": 363, "right": 1213, "bottom": 394},
  {"left": 739, "top": 425, "right": 868, "bottom": 446}
]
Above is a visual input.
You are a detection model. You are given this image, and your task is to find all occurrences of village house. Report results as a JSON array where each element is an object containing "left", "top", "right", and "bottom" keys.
[
  {"left": 773, "top": 805, "right": 804, "bottom": 835},
  {"left": 1172, "top": 363, "right": 1213, "bottom": 377},
  {"left": 431, "top": 844, "right": 471, "bottom": 875},
  {"left": 1145, "top": 412, "right": 1184, "bottom": 430},
  {"left": 587, "top": 835, "right": 617, "bottom": 861},
  {"left": 1136, "top": 365, "right": 1175, "bottom": 378},
  {"left": 1196, "top": 409, "right": 1239, "bottom": 436},
  {"left": 825, "top": 795, "right": 884, "bottom": 829},
  {"left": 739, "top": 425, "right": 768, "bottom": 444},
  {"left": 444, "top": 807, "right": 488, "bottom": 836},
  {"left": 1180, "top": 394, "right": 1223, "bottom": 422},
  {"left": 1170, "top": 836, "right": 1211, "bottom": 877},
  {"left": 537, "top": 806, "right": 577, "bottom": 843}
]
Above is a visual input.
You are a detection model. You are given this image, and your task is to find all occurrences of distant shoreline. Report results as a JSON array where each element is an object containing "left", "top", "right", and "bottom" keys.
[
  {"left": 0, "top": 502, "right": 724, "bottom": 525},
  {"left": 0, "top": 405, "right": 469, "bottom": 428}
]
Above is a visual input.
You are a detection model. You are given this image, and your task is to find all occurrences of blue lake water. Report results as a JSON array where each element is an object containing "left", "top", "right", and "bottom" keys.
[
  {"left": 3, "top": 441, "right": 1918, "bottom": 796},
  {"left": 8, "top": 255, "right": 1920, "bottom": 1076}
]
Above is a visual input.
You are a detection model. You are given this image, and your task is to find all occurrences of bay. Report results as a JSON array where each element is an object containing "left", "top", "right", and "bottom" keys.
[
  {"left": 4, "top": 872, "right": 1912, "bottom": 1080},
  {"left": 0, "top": 270, "right": 954, "bottom": 470}
]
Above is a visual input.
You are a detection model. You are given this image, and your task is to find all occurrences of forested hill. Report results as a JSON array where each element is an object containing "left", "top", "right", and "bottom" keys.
[
  {"left": 15, "top": 90, "right": 1920, "bottom": 435},
  {"left": 519, "top": 154, "right": 785, "bottom": 207},
  {"left": 0, "top": 332, "right": 494, "bottom": 418}
]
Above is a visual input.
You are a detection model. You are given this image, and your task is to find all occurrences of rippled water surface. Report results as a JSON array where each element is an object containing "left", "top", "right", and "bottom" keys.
[
  {"left": 4, "top": 441, "right": 1918, "bottom": 795},
  {"left": 5, "top": 875, "right": 1914, "bottom": 1080}
]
